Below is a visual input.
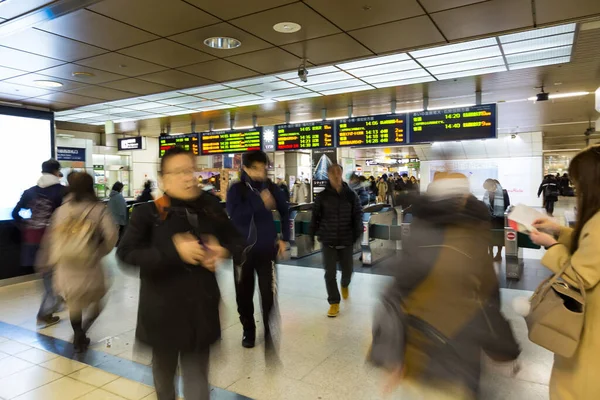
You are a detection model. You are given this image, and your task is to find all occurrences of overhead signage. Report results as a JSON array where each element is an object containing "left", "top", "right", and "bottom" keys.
[
  {"left": 409, "top": 104, "right": 497, "bottom": 143},
  {"left": 275, "top": 121, "right": 334, "bottom": 150},
  {"left": 159, "top": 133, "right": 199, "bottom": 157},
  {"left": 200, "top": 127, "right": 263, "bottom": 155},
  {"left": 118, "top": 136, "right": 144, "bottom": 151},
  {"left": 336, "top": 114, "right": 407, "bottom": 148},
  {"left": 56, "top": 147, "right": 85, "bottom": 162}
]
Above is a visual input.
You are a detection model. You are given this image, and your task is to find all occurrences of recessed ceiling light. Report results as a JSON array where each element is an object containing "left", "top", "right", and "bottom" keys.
[
  {"left": 72, "top": 71, "right": 95, "bottom": 78},
  {"left": 204, "top": 37, "right": 241, "bottom": 49},
  {"left": 273, "top": 22, "right": 301, "bottom": 33},
  {"left": 34, "top": 80, "right": 63, "bottom": 88}
]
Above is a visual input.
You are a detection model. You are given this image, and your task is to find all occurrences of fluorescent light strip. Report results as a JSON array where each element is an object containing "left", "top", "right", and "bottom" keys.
[
  {"left": 307, "top": 79, "right": 371, "bottom": 92},
  {"left": 182, "top": 100, "right": 223, "bottom": 108},
  {"left": 527, "top": 91, "right": 589, "bottom": 101},
  {"left": 335, "top": 53, "right": 410, "bottom": 70},
  {"left": 226, "top": 76, "right": 280, "bottom": 88},
  {"left": 241, "top": 81, "right": 295, "bottom": 93},
  {"left": 150, "top": 106, "right": 189, "bottom": 114},
  {"left": 105, "top": 98, "right": 147, "bottom": 107},
  {"left": 410, "top": 38, "right": 498, "bottom": 58},
  {"left": 233, "top": 99, "right": 277, "bottom": 107},
  {"left": 166, "top": 110, "right": 193, "bottom": 116},
  {"left": 159, "top": 96, "right": 202, "bottom": 106},
  {"left": 201, "top": 89, "right": 247, "bottom": 99},
  {"left": 344, "top": 60, "right": 422, "bottom": 78},
  {"left": 396, "top": 109, "right": 424, "bottom": 114},
  {"left": 179, "top": 84, "right": 228, "bottom": 95},
  {"left": 501, "top": 32, "right": 574, "bottom": 54},
  {"left": 200, "top": 104, "right": 234, "bottom": 111},
  {"left": 220, "top": 94, "right": 265, "bottom": 104},
  {"left": 417, "top": 46, "right": 502, "bottom": 67},
  {"left": 138, "top": 91, "right": 185, "bottom": 101},
  {"left": 320, "top": 85, "right": 373, "bottom": 96},
  {"left": 505, "top": 45, "right": 571, "bottom": 64},
  {"left": 508, "top": 56, "right": 571, "bottom": 70},
  {"left": 427, "top": 103, "right": 475, "bottom": 110},
  {"left": 434, "top": 65, "right": 506, "bottom": 80},
  {"left": 365, "top": 70, "right": 432, "bottom": 85},
  {"left": 428, "top": 56, "right": 505, "bottom": 75},
  {"left": 263, "top": 87, "right": 312, "bottom": 98},
  {"left": 276, "top": 66, "right": 339, "bottom": 80},
  {"left": 274, "top": 93, "right": 322, "bottom": 102},
  {"left": 68, "top": 112, "right": 102, "bottom": 119},
  {"left": 373, "top": 76, "right": 436, "bottom": 88},
  {"left": 294, "top": 71, "right": 353, "bottom": 86},
  {"left": 499, "top": 23, "right": 576, "bottom": 44},
  {"left": 126, "top": 102, "right": 166, "bottom": 111}
]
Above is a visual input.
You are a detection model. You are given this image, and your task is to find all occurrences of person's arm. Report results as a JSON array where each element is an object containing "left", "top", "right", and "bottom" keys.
[
  {"left": 117, "top": 204, "right": 183, "bottom": 273},
  {"left": 226, "top": 184, "right": 264, "bottom": 222},
  {"left": 273, "top": 185, "right": 290, "bottom": 242},
  {"left": 537, "top": 182, "right": 544, "bottom": 197},
  {"left": 98, "top": 208, "right": 119, "bottom": 256},
  {"left": 351, "top": 192, "right": 363, "bottom": 243},
  {"left": 308, "top": 193, "right": 322, "bottom": 242},
  {"left": 542, "top": 222, "right": 600, "bottom": 289},
  {"left": 11, "top": 188, "right": 32, "bottom": 224},
  {"left": 205, "top": 195, "right": 247, "bottom": 264}
]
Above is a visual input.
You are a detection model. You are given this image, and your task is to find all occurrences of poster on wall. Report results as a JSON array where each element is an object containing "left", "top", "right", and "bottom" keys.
[
  {"left": 57, "top": 147, "right": 86, "bottom": 162},
  {"left": 312, "top": 149, "right": 337, "bottom": 201},
  {"left": 428, "top": 160, "right": 498, "bottom": 198}
]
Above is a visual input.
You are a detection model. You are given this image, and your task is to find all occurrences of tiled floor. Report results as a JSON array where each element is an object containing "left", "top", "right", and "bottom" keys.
[{"left": 0, "top": 200, "right": 575, "bottom": 400}]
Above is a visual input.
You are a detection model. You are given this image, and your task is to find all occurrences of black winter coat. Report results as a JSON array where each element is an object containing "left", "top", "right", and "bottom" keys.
[
  {"left": 117, "top": 192, "right": 245, "bottom": 352},
  {"left": 309, "top": 182, "right": 363, "bottom": 247}
]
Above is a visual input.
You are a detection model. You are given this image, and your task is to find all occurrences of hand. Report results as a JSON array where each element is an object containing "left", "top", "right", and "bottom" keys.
[
  {"left": 382, "top": 366, "right": 404, "bottom": 395},
  {"left": 260, "top": 189, "right": 276, "bottom": 210},
  {"left": 173, "top": 232, "right": 205, "bottom": 265},
  {"left": 200, "top": 235, "right": 229, "bottom": 272},
  {"left": 532, "top": 218, "right": 561, "bottom": 236},
  {"left": 277, "top": 240, "right": 288, "bottom": 258},
  {"left": 529, "top": 229, "right": 558, "bottom": 248}
]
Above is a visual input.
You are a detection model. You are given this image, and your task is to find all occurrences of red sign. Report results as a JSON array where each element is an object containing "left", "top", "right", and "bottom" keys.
[{"left": 506, "top": 232, "right": 517, "bottom": 241}]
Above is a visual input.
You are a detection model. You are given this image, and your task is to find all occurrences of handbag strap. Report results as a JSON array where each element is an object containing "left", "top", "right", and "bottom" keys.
[{"left": 537, "top": 257, "right": 587, "bottom": 303}]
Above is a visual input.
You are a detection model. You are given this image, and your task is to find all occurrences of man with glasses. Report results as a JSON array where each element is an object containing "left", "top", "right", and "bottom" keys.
[{"left": 227, "top": 151, "right": 290, "bottom": 349}]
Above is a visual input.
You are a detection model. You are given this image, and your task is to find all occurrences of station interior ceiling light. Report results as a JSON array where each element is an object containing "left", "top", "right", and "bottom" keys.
[{"left": 55, "top": 23, "right": 577, "bottom": 126}]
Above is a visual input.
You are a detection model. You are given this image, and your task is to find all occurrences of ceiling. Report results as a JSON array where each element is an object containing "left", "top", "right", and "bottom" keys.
[{"left": 0, "top": 0, "right": 599, "bottom": 151}]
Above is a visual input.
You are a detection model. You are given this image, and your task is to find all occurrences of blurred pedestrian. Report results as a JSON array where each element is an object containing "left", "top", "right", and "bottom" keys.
[
  {"left": 309, "top": 164, "right": 362, "bottom": 317},
  {"left": 107, "top": 181, "right": 127, "bottom": 245},
  {"left": 370, "top": 172, "right": 520, "bottom": 399},
  {"left": 483, "top": 178, "right": 508, "bottom": 261},
  {"left": 12, "top": 159, "right": 66, "bottom": 328},
  {"left": 377, "top": 175, "right": 388, "bottom": 204},
  {"left": 227, "top": 151, "right": 290, "bottom": 349},
  {"left": 118, "top": 147, "right": 245, "bottom": 400},
  {"left": 349, "top": 173, "right": 369, "bottom": 206},
  {"left": 276, "top": 176, "right": 290, "bottom": 201},
  {"left": 530, "top": 145, "right": 600, "bottom": 400},
  {"left": 538, "top": 175, "right": 559, "bottom": 216},
  {"left": 137, "top": 180, "right": 153, "bottom": 202},
  {"left": 291, "top": 178, "right": 309, "bottom": 204},
  {"left": 39, "top": 172, "right": 118, "bottom": 351}
]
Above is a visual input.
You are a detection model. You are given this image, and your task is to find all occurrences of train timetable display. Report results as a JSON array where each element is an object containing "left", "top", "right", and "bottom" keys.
[
  {"left": 159, "top": 133, "right": 199, "bottom": 157},
  {"left": 410, "top": 104, "right": 497, "bottom": 143},
  {"left": 336, "top": 114, "right": 407, "bottom": 147},
  {"left": 275, "top": 121, "right": 334, "bottom": 150},
  {"left": 200, "top": 127, "right": 263, "bottom": 155}
]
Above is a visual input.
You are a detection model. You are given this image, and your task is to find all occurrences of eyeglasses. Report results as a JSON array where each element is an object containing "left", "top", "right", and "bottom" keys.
[{"left": 162, "top": 168, "right": 196, "bottom": 178}]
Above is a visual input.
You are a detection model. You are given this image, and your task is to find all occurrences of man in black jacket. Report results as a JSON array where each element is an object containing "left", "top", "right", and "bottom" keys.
[
  {"left": 309, "top": 164, "right": 363, "bottom": 317},
  {"left": 117, "top": 147, "right": 246, "bottom": 400}
]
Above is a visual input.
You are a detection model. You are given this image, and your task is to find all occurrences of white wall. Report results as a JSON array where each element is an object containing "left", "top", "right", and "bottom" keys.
[{"left": 128, "top": 137, "right": 160, "bottom": 197}]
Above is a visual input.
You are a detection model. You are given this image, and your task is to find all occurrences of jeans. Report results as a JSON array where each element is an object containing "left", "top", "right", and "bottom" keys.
[
  {"left": 152, "top": 348, "right": 210, "bottom": 400},
  {"left": 322, "top": 245, "right": 354, "bottom": 304},
  {"left": 37, "top": 271, "right": 60, "bottom": 319}
]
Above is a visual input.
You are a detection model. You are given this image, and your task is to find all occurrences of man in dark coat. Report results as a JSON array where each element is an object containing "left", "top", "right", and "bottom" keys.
[
  {"left": 309, "top": 164, "right": 362, "bottom": 317},
  {"left": 12, "top": 159, "right": 65, "bottom": 327},
  {"left": 117, "top": 147, "right": 245, "bottom": 400},
  {"left": 538, "top": 175, "right": 559, "bottom": 216}
]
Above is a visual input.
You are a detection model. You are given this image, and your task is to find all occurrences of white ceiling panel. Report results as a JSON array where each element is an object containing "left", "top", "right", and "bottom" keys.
[
  {"left": 344, "top": 60, "right": 422, "bottom": 78},
  {"left": 417, "top": 46, "right": 502, "bottom": 67},
  {"left": 159, "top": 95, "right": 201, "bottom": 105},
  {"left": 105, "top": 98, "right": 147, "bottom": 107},
  {"left": 179, "top": 84, "right": 228, "bottom": 95},
  {"left": 201, "top": 89, "right": 248, "bottom": 99},
  {"left": 335, "top": 53, "right": 410, "bottom": 70},
  {"left": 232, "top": 99, "right": 277, "bottom": 107},
  {"left": 306, "top": 79, "right": 369, "bottom": 92},
  {"left": 410, "top": 38, "right": 498, "bottom": 58},
  {"left": 435, "top": 66, "right": 506, "bottom": 80},
  {"left": 181, "top": 100, "right": 224, "bottom": 109},
  {"left": 226, "top": 76, "right": 280, "bottom": 88},
  {"left": 138, "top": 91, "right": 185, "bottom": 101},
  {"left": 428, "top": 57, "right": 505, "bottom": 75},
  {"left": 273, "top": 92, "right": 322, "bottom": 101},
  {"left": 241, "top": 81, "right": 296, "bottom": 93},
  {"left": 125, "top": 102, "right": 165, "bottom": 111},
  {"left": 499, "top": 23, "right": 576, "bottom": 44},
  {"left": 508, "top": 56, "right": 571, "bottom": 70},
  {"left": 264, "top": 87, "right": 313, "bottom": 98},
  {"left": 373, "top": 76, "right": 436, "bottom": 88},
  {"left": 219, "top": 94, "right": 264, "bottom": 104},
  {"left": 276, "top": 66, "right": 339, "bottom": 80},
  {"left": 293, "top": 71, "right": 354, "bottom": 86},
  {"left": 363, "top": 69, "right": 432, "bottom": 84},
  {"left": 319, "top": 85, "right": 373, "bottom": 96},
  {"left": 505, "top": 46, "right": 572, "bottom": 64},
  {"left": 501, "top": 32, "right": 575, "bottom": 54}
]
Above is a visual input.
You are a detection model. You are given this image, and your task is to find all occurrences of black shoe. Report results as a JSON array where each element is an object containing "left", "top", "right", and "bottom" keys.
[
  {"left": 37, "top": 315, "right": 60, "bottom": 329},
  {"left": 242, "top": 330, "right": 256, "bottom": 348},
  {"left": 73, "top": 333, "right": 90, "bottom": 353}
]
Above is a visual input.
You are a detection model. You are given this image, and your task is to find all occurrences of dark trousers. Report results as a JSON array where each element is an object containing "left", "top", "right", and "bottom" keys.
[
  {"left": 322, "top": 245, "right": 354, "bottom": 304},
  {"left": 234, "top": 251, "right": 277, "bottom": 334},
  {"left": 544, "top": 199, "right": 556, "bottom": 215},
  {"left": 152, "top": 348, "right": 210, "bottom": 400},
  {"left": 37, "top": 271, "right": 61, "bottom": 319}
]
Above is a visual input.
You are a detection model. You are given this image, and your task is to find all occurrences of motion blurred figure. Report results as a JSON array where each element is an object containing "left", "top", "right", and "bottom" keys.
[
  {"left": 376, "top": 175, "right": 388, "bottom": 204},
  {"left": 137, "top": 180, "right": 154, "bottom": 203},
  {"left": 291, "top": 178, "right": 309, "bottom": 204},
  {"left": 118, "top": 148, "right": 245, "bottom": 400},
  {"left": 483, "top": 179, "right": 508, "bottom": 261},
  {"left": 276, "top": 176, "right": 290, "bottom": 201},
  {"left": 309, "top": 164, "right": 362, "bottom": 317},
  {"left": 370, "top": 172, "right": 520, "bottom": 399},
  {"left": 12, "top": 159, "right": 65, "bottom": 327},
  {"left": 538, "top": 175, "right": 560, "bottom": 216},
  {"left": 39, "top": 173, "right": 117, "bottom": 351},
  {"left": 107, "top": 181, "right": 127, "bottom": 245}
]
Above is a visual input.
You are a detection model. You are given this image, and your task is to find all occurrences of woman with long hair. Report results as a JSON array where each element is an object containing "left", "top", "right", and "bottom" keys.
[{"left": 530, "top": 145, "right": 600, "bottom": 399}]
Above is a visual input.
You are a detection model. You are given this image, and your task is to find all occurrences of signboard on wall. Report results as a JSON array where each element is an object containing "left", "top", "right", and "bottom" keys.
[
  {"left": 275, "top": 121, "right": 334, "bottom": 150},
  {"left": 312, "top": 148, "right": 337, "bottom": 201},
  {"left": 57, "top": 147, "right": 85, "bottom": 162},
  {"left": 200, "top": 127, "right": 263, "bottom": 155},
  {"left": 336, "top": 114, "right": 407, "bottom": 148},
  {"left": 118, "top": 136, "right": 144, "bottom": 151},
  {"left": 159, "top": 133, "right": 199, "bottom": 157}
]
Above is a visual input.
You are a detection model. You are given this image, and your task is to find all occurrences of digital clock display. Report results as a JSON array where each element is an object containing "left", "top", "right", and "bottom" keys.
[
  {"left": 275, "top": 121, "right": 334, "bottom": 150},
  {"left": 159, "top": 133, "right": 199, "bottom": 157},
  {"left": 336, "top": 114, "right": 407, "bottom": 147},
  {"left": 409, "top": 104, "right": 497, "bottom": 143},
  {"left": 200, "top": 128, "right": 263, "bottom": 155}
]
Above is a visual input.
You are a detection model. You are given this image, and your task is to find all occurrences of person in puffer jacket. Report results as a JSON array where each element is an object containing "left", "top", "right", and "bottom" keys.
[{"left": 370, "top": 172, "right": 520, "bottom": 400}]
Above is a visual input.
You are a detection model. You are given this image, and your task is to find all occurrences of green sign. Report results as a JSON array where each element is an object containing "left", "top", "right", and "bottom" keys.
[{"left": 93, "top": 165, "right": 104, "bottom": 171}]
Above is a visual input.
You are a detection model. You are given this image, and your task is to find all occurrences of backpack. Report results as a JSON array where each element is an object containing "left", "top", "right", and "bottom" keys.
[
  {"left": 49, "top": 205, "right": 101, "bottom": 264},
  {"left": 544, "top": 183, "right": 559, "bottom": 198}
]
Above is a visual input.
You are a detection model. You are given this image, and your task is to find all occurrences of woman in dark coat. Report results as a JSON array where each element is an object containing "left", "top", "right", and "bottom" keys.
[
  {"left": 136, "top": 180, "right": 154, "bottom": 203},
  {"left": 117, "top": 148, "right": 246, "bottom": 400}
]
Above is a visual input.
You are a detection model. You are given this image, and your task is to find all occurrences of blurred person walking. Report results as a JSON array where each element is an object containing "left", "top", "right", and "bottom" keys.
[
  {"left": 137, "top": 180, "right": 154, "bottom": 203},
  {"left": 538, "top": 175, "right": 560, "bottom": 216},
  {"left": 38, "top": 172, "right": 117, "bottom": 351},
  {"left": 349, "top": 173, "right": 369, "bottom": 206},
  {"left": 529, "top": 146, "right": 600, "bottom": 400},
  {"left": 12, "top": 159, "right": 66, "bottom": 328},
  {"left": 376, "top": 175, "right": 388, "bottom": 204},
  {"left": 276, "top": 176, "right": 290, "bottom": 201},
  {"left": 309, "top": 164, "right": 362, "bottom": 317},
  {"left": 107, "top": 181, "right": 127, "bottom": 245},
  {"left": 118, "top": 147, "right": 245, "bottom": 400},
  {"left": 291, "top": 178, "right": 309, "bottom": 204},
  {"left": 370, "top": 172, "right": 520, "bottom": 399},
  {"left": 227, "top": 151, "right": 290, "bottom": 349},
  {"left": 483, "top": 179, "right": 508, "bottom": 261}
]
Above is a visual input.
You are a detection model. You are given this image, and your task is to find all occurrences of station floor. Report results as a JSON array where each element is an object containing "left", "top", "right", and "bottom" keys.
[{"left": 0, "top": 199, "right": 575, "bottom": 400}]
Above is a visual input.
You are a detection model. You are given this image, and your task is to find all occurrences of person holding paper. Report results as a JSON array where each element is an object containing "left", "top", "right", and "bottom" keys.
[{"left": 529, "top": 145, "right": 600, "bottom": 400}]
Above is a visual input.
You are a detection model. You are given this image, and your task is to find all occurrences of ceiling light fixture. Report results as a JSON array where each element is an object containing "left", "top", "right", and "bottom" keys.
[
  {"left": 204, "top": 37, "right": 241, "bottom": 49},
  {"left": 72, "top": 71, "right": 95, "bottom": 78},
  {"left": 34, "top": 80, "right": 63, "bottom": 88},
  {"left": 273, "top": 22, "right": 301, "bottom": 33}
]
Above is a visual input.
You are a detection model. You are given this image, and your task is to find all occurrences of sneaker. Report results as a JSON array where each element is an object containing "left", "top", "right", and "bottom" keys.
[
  {"left": 327, "top": 304, "right": 340, "bottom": 318},
  {"left": 37, "top": 315, "right": 60, "bottom": 329},
  {"left": 242, "top": 330, "right": 256, "bottom": 349},
  {"left": 341, "top": 286, "right": 349, "bottom": 300}
]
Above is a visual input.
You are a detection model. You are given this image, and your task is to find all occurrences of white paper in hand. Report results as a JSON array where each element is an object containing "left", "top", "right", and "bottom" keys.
[{"left": 507, "top": 204, "right": 546, "bottom": 233}]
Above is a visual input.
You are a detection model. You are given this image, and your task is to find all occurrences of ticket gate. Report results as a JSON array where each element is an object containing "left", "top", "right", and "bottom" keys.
[
  {"left": 504, "top": 207, "right": 541, "bottom": 280},
  {"left": 289, "top": 204, "right": 321, "bottom": 258},
  {"left": 361, "top": 204, "right": 399, "bottom": 265}
]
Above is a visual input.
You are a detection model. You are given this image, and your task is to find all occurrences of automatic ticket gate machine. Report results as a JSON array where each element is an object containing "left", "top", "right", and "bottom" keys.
[
  {"left": 289, "top": 203, "right": 321, "bottom": 258},
  {"left": 361, "top": 204, "right": 398, "bottom": 265},
  {"left": 503, "top": 207, "right": 541, "bottom": 280}
]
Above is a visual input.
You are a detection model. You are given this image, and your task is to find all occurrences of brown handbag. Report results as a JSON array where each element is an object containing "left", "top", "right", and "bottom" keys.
[{"left": 525, "top": 261, "right": 586, "bottom": 358}]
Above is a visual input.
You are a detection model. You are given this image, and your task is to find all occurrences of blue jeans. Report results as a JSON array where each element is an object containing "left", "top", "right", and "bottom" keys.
[{"left": 37, "top": 272, "right": 60, "bottom": 319}]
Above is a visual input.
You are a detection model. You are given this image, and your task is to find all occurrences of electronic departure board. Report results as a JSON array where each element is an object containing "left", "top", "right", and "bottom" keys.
[
  {"left": 159, "top": 133, "right": 199, "bottom": 157},
  {"left": 200, "top": 127, "right": 263, "bottom": 155},
  {"left": 336, "top": 114, "right": 407, "bottom": 147},
  {"left": 275, "top": 121, "right": 334, "bottom": 150},
  {"left": 410, "top": 104, "right": 497, "bottom": 143}
]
